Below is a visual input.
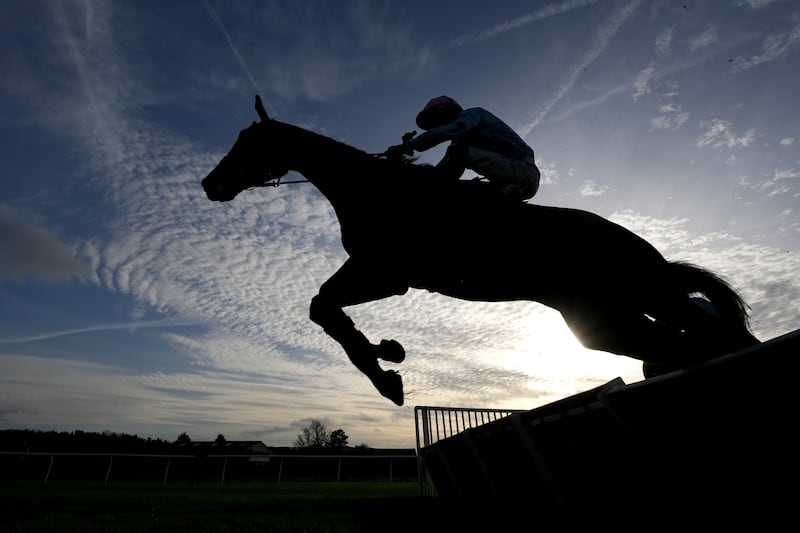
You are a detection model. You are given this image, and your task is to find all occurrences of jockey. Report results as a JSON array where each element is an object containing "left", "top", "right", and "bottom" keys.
[{"left": 387, "top": 96, "right": 540, "bottom": 202}]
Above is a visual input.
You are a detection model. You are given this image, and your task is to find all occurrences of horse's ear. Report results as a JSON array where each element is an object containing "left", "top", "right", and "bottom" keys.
[{"left": 255, "top": 94, "right": 270, "bottom": 122}]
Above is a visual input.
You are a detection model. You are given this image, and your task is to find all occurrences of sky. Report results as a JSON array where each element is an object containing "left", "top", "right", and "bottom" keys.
[{"left": 1, "top": 0, "right": 798, "bottom": 449}]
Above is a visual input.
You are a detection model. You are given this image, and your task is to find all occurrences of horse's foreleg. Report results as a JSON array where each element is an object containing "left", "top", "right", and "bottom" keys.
[
  {"left": 310, "top": 295, "right": 404, "bottom": 405},
  {"left": 310, "top": 298, "right": 405, "bottom": 362},
  {"left": 308, "top": 259, "right": 410, "bottom": 405}
]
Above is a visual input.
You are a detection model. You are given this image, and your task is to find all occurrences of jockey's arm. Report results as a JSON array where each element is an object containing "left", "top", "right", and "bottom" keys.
[{"left": 408, "top": 109, "right": 483, "bottom": 152}]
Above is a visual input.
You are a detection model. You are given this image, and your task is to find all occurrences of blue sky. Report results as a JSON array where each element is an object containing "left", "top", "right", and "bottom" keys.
[{"left": 1, "top": 0, "right": 798, "bottom": 448}]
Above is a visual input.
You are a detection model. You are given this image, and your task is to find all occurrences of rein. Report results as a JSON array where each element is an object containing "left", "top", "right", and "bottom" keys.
[
  {"left": 251, "top": 151, "right": 396, "bottom": 189},
  {"left": 253, "top": 175, "right": 309, "bottom": 188}
]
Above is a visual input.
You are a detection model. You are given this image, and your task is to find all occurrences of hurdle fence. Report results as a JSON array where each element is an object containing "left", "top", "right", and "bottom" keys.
[{"left": 414, "top": 406, "right": 524, "bottom": 495}]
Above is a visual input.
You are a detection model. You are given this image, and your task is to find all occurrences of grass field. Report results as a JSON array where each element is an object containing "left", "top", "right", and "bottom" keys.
[{"left": 0, "top": 480, "right": 494, "bottom": 532}]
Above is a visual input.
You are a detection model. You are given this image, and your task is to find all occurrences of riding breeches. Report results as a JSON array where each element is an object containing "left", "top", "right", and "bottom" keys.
[{"left": 438, "top": 143, "right": 540, "bottom": 201}]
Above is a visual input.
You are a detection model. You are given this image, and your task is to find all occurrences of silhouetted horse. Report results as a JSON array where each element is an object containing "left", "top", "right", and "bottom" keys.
[{"left": 202, "top": 96, "right": 760, "bottom": 405}]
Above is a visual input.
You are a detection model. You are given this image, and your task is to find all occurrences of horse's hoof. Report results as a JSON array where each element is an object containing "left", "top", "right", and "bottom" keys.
[
  {"left": 374, "top": 370, "right": 404, "bottom": 406},
  {"left": 378, "top": 339, "right": 405, "bottom": 363}
]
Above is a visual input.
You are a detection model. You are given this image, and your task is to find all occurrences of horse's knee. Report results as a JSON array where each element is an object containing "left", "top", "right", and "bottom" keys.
[
  {"left": 309, "top": 295, "right": 353, "bottom": 331},
  {"left": 309, "top": 295, "right": 333, "bottom": 326},
  {"left": 308, "top": 295, "right": 325, "bottom": 325}
]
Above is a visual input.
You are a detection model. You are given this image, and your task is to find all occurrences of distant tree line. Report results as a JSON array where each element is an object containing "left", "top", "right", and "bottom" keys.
[
  {"left": 293, "top": 420, "right": 353, "bottom": 453},
  {"left": 1, "top": 421, "right": 381, "bottom": 456},
  {"left": 0, "top": 429, "right": 182, "bottom": 454}
]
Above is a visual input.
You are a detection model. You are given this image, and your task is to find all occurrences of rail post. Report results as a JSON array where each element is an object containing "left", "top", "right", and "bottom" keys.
[
  {"left": 163, "top": 458, "right": 170, "bottom": 486},
  {"left": 44, "top": 455, "right": 54, "bottom": 484},
  {"left": 104, "top": 455, "right": 113, "bottom": 485}
]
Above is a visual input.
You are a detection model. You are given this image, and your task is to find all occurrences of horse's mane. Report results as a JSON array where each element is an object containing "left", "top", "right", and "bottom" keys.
[{"left": 277, "top": 118, "right": 439, "bottom": 181}]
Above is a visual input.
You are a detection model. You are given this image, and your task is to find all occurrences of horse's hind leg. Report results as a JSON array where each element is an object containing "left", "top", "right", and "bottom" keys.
[
  {"left": 309, "top": 258, "right": 409, "bottom": 405},
  {"left": 561, "top": 302, "right": 705, "bottom": 374},
  {"left": 681, "top": 296, "right": 760, "bottom": 353},
  {"left": 639, "top": 296, "right": 760, "bottom": 377},
  {"left": 567, "top": 296, "right": 757, "bottom": 378}
]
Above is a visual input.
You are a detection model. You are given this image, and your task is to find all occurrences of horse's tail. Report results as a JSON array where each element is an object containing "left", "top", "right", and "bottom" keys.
[{"left": 667, "top": 260, "right": 752, "bottom": 333}]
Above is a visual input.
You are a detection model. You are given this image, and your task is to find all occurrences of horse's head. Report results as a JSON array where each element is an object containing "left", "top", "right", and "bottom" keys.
[{"left": 202, "top": 95, "right": 288, "bottom": 202}]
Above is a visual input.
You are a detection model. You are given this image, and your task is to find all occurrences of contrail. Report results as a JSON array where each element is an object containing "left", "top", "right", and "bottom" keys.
[
  {"left": 448, "top": 0, "right": 602, "bottom": 50},
  {"left": 519, "top": 0, "right": 642, "bottom": 137},
  {"left": 0, "top": 320, "right": 199, "bottom": 344},
  {"left": 203, "top": 1, "right": 260, "bottom": 94}
]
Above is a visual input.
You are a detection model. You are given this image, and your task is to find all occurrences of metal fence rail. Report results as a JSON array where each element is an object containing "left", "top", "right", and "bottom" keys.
[
  {"left": 0, "top": 451, "right": 418, "bottom": 486},
  {"left": 414, "top": 406, "right": 525, "bottom": 449}
]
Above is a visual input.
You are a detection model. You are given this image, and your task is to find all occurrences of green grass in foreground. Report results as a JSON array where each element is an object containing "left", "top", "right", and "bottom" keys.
[{"left": 1, "top": 481, "right": 443, "bottom": 533}]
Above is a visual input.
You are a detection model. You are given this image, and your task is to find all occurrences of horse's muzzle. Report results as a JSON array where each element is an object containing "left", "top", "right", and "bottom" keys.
[{"left": 201, "top": 172, "right": 237, "bottom": 202}]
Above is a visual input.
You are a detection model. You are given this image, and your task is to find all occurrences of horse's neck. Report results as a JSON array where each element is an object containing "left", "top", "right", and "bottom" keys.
[
  {"left": 274, "top": 120, "right": 369, "bottom": 184},
  {"left": 270, "top": 120, "right": 427, "bottom": 210}
]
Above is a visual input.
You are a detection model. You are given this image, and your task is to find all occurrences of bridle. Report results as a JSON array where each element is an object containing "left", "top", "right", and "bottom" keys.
[{"left": 237, "top": 92, "right": 408, "bottom": 192}]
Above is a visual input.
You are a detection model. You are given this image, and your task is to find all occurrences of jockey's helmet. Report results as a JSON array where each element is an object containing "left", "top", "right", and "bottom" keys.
[{"left": 416, "top": 96, "right": 463, "bottom": 130}]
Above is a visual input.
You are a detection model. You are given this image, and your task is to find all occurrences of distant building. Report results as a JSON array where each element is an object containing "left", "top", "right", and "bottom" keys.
[{"left": 183, "top": 440, "right": 271, "bottom": 462}]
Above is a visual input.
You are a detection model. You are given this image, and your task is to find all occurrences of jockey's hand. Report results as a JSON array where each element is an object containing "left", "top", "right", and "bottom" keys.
[{"left": 385, "top": 142, "right": 413, "bottom": 160}]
